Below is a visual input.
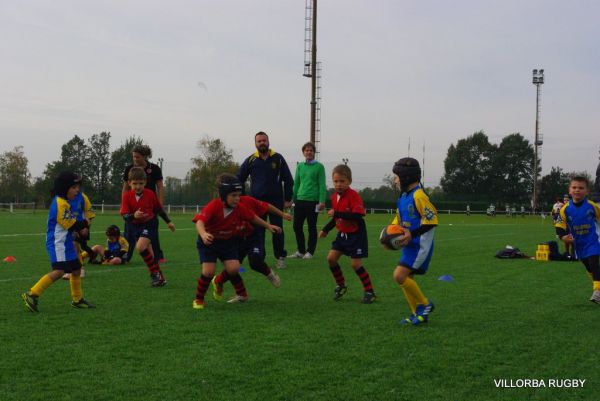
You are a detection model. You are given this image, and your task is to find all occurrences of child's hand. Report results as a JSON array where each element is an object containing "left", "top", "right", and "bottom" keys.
[
  {"left": 398, "top": 231, "right": 412, "bottom": 247},
  {"left": 327, "top": 209, "right": 334, "bottom": 217},
  {"left": 282, "top": 213, "right": 293, "bottom": 221},
  {"left": 79, "top": 228, "right": 89, "bottom": 237},
  {"left": 201, "top": 232, "right": 214, "bottom": 245},
  {"left": 319, "top": 230, "right": 328, "bottom": 238},
  {"left": 318, "top": 203, "right": 325, "bottom": 211},
  {"left": 268, "top": 224, "right": 283, "bottom": 234},
  {"left": 561, "top": 234, "right": 574, "bottom": 244},
  {"left": 167, "top": 222, "right": 176, "bottom": 232},
  {"left": 134, "top": 209, "right": 147, "bottom": 219}
]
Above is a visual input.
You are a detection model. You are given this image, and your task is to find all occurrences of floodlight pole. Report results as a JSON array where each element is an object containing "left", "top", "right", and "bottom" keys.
[
  {"left": 309, "top": 0, "right": 318, "bottom": 145},
  {"left": 532, "top": 69, "right": 544, "bottom": 214}
]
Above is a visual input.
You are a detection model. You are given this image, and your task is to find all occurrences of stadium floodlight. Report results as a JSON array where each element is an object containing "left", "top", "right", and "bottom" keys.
[{"left": 531, "top": 68, "right": 545, "bottom": 214}]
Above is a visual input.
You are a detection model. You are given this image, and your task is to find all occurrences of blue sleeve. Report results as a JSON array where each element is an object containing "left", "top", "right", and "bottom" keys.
[
  {"left": 238, "top": 156, "right": 251, "bottom": 190},
  {"left": 280, "top": 155, "right": 294, "bottom": 202}
]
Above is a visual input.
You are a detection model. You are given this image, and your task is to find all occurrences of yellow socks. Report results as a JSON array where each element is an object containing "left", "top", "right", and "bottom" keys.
[
  {"left": 69, "top": 275, "right": 83, "bottom": 302},
  {"left": 593, "top": 281, "right": 600, "bottom": 291},
  {"left": 30, "top": 274, "right": 54, "bottom": 297},
  {"left": 401, "top": 277, "right": 428, "bottom": 311}
]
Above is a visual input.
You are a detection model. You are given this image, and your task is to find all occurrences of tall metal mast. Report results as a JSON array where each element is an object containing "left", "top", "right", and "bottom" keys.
[
  {"left": 532, "top": 69, "right": 544, "bottom": 213},
  {"left": 303, "top": 0, "right": 319, "bottom": 154}
]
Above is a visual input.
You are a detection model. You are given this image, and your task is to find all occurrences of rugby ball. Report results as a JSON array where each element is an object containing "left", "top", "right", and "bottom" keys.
[{"left": 379, "top": 225, "right": 407, "bottom": 250}]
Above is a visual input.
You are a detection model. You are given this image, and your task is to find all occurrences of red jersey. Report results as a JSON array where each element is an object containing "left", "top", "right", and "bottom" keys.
[
  {"left": 331, "top": 187, "right": 366, "bottom": 233},
  {"left": 120, "top": 189, "right": 163, "bottom": 224},
  {"left": 239, "top": 195, "right": 269, "bottom": 236},
  {"left": 192, "top": 198, "right": 257, "bottom": 240}
]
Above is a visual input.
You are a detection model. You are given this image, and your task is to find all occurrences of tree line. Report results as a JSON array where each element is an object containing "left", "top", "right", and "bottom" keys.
[{"left": 0, "top": 130, "right": 594, "bottom": 210}]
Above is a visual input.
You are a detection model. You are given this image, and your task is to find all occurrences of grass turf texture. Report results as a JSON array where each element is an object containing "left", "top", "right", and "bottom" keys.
[{"left": 0, "top": 212, "right": 597, "bottom": 401}]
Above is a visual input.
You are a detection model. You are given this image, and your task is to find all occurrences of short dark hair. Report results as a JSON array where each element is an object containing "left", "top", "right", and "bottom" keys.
[
  {"left": 332, "top": 164, "right": 352, "bottom": 181},
  {"left": 302, "top": 142, "right": 316, "bottom": 152},
  {"left": 255, "top": 131, "right": 269, "bottom": 139},
  {"left": 128, "top": 166, "right": 147, "bottom": 181},
  {"left": 132, "top": 144, "right": 152, "bottom": 159},
  {"left": 570, "top": 176, "right": 589, "bottom": 187}
]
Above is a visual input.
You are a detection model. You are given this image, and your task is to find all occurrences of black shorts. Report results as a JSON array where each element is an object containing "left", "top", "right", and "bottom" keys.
[
  {"left": 240, "top": 230, "right": 265, "bottom": 261},
  {"left": 51, "top": 259, "right": 82, "bottom": 273},
  {"left": 331, "top": 231, "right": 368, "bottom": 259},
  {"left": 196, "top": 237, "right": 241, "bottom": 263},
  {"left": 128, "top": 222, "right": 156, "bottom": 241}
]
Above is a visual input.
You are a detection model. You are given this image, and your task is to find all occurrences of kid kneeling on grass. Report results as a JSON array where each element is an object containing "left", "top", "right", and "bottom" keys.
[
  {"left": 21, "top": 171, "right": 94, "bottom": 312},
  {"left": 391, "top": 158, "right": 438, "bottom": 326},
  {"left": 319, "top": 164, "right": 376, "bottom": 304},
  {"left": 192, "top": 174, "right": 282, "bottom": 309},
  {"left": 555, "top": 176, "right": 600, "bottom": 304},
  {"left": 121, "top": 167, "right": 175, "bottom": 287}
]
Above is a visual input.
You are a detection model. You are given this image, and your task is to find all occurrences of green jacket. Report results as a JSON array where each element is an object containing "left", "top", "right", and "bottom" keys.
[{"left": 293, "top": 161, "right": 327, "bottom": 203}]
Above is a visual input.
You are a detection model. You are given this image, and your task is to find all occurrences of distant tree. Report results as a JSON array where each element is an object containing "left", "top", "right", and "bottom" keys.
[
  {"left": 187, "top": 136, "right": 239, "bottom": 203},
  {"left": 60, "top": 135, "right": 88, "bottom": 176},
  {"left": 0, "top": 146, "right": 31, "bottom": 202},
  {"left": 32, "top": 160, "right": 67, "bottom": 206},
  {"left": 85, "top": 132, "right": 112, "bottom": 201},
  {"left": 163, "top": 176, "right": 183, "bottom": 204},
  {"left": 108, "top": 136, "right": 144, "bottom": 202},
  {"left": 490, "top": 133, "right": 535, "bottom": 204},
  {"left": 539, "top": 166, "right": 570, "bottom": 209},
  {"left": 440, "top": 131, "right": 496, "bottom": 198}
]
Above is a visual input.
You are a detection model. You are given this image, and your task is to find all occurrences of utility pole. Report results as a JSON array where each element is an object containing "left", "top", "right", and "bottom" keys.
[
  {"left": 532, "top": 69, "right": 544, "bottom": 214},
  {"left": 304, "top": 0, "right": 318, "bottom": 149}
]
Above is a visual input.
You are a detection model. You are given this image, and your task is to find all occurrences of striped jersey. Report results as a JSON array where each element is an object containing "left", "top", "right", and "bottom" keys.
[{"left": 46, "top": 196, "right": 79, "bottom": 263}]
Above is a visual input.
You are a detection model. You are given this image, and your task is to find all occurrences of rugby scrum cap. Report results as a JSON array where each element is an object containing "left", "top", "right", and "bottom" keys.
[
  {"left": 393, "top": 157, "right": 421, "bottom": 186},
  {"left": 219, "top": 175, "right": 243, "bottom": 201},
  {"left": 53, "top": 171, "right": 82, "bottom": 198}
]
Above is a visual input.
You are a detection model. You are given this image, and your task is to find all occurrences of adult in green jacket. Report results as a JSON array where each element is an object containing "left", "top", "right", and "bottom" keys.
[{"left": 289, "top": 142, "right": 327, "bottom": 259}]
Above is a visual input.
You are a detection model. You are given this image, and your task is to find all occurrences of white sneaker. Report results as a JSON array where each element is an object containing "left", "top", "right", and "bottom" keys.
[
  {"left": 589, "top": 290, "right": 600, "bottom": 304},
  {"left": 227, "top": 295, "right": 249, "bottom": 303},
  {"left": 267, "top": 272, "right": 281, "bottom": 288},
  {"left": 276, "top": 257, "right": 286, "bottom": 269},
  {"left": 302, "top": 252, "right": 313, "bottom": 259},
  {"left": 288, "top": 251, "right": 304, "bottom": 259}
]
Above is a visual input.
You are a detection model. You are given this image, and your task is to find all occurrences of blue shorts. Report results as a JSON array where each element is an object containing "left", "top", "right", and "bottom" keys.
[
  {"left": 51, "top": 259, "right": 82, "bottom": 273},
  {"left": 196, "top": 237, "right": 241, "bottom": 263},
  {"left": 128, "top": 222, "right": 155, "bottom": 242},
  {"left": 239, "top": 230, "right": 265, "bottom": 262},
  {"left": 399, "top": 232, "right": 434, "bottom": 275},
  {"left": 331, "top": 231, "right": 368, "bottom": 259}
]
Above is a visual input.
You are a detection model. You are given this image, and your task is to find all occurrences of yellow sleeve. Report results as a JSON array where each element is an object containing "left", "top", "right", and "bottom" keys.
[
  {"left": 390, "top": 209, "right": 400, "bottom": 226},
  {"left": 590, "top": 200, "right": 600, "bottom": 222},
  {"left": 56, "top": 198, "right": 76, "bottom": 230},
  {"left": 83, "top": 193, "right": 96, "bottom": 220},
  {"left": 119, "top": 237, "right": 129, "bottom": 252},
  {"left": 555, "top": 204, "right": 568, "bottom": 229},
  {"left": 414, "top": 190, "right": 438, "bottom": 226}
]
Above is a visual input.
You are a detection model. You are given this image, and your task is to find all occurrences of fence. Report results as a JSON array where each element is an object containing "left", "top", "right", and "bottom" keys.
[{"left": 0, "top": 202, "right": 37, "bottom": 213}]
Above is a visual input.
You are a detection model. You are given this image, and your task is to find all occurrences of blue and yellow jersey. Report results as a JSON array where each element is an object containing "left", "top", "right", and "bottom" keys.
[
  {"left": 106, "top": 236, "right": 129, "bottom": 257},
  {"left": 391, "top": 185, "right": 438, "bottom": 247},
  {"left": 557, "top": 198, "right": 600, "bottom": 258},
  {"left": 46, "top": 196, "right": 79, "bottom": 263},
  {"left": 69, "top": 192, "right": 95, "bottom": 222}
]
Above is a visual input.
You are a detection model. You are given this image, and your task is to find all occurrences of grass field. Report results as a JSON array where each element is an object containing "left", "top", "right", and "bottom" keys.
[{"left": 0, "top": 211, "right": 597, "bottom": 401}]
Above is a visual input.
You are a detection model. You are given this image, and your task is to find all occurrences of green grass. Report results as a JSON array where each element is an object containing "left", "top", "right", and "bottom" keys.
[{"left": 0, "top": 211, "right": 597, "bottom": 401}]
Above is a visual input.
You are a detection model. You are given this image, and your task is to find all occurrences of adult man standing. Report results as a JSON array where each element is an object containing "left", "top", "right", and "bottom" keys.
[
  {"left": 122, "top": 144, "right": 165, "bottom": 262},
  {"left": 238, "top": 132, "right": 293, "bottom": 268}
]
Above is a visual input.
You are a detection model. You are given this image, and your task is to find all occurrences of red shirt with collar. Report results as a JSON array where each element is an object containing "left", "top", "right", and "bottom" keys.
[
  {"left": 192, "top": 198, "right": 257, "bottom": 240},
  {"left": 120, "top": 188, "right": 162, "bottom": 224},
  {"left": 331, "top": 187, "right": 366, "bottom": 233},
  {"left": 239, "top": 195, "right": 269, "bottom": 236}
]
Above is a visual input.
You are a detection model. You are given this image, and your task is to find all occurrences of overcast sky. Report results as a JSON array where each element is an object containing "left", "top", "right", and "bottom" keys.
[{"left": 1, "top": 0, "right": 599, "bottom": 189}]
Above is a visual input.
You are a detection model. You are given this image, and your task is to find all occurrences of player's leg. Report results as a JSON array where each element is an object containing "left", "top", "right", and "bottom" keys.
[
  {"left": 581, "top": 256, "right": 600, "bottom": 303},
  {"left": 224, "top": 259, "right": 248, "bottom": 303},
  {"left": 90, "top": 245, "right": 104, "bottom": 264},
  {"left": 326, "top": 249, "right": 347, "bottom": 299},
  {"left": 350, "top": 257, "right": 376, "bottom": 304},
  {"left": 69, "top": 263, "right": 95, "bottom": 309},
  {"left": 292, "top": 201, "right": 308, "bottom": 256},
  {"left": 194, "top": 262, "right": 216, "bottom": 308},
  {"left": 137, "top": 236, "right": 164, "bottom": 287},
  {"left": 22, "top": 268, "right": 65, "bottom": 312},
  {"left": 305, "top": 202, "right": 319, "bottom": 257}
]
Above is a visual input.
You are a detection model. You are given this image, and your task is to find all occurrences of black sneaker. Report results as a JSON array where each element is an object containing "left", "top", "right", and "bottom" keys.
[
  {"left": 151, "top": 272, "right": 167, "bottom": 287},
  {"left": 21, "top": 292, "right": 39, "bottom": 313},
  {"left": 333, "top": 285, "right": 347, "bottom": 300},
  {"left": 71, "top": 299, "right": 96, "bottom": 309},
  {"left": 362, "top": 291, "right": 377, "bottom": 304}
]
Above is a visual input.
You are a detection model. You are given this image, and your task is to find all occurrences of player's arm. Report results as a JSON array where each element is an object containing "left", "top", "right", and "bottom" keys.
[
  {"left": 555, "top": 205, "right": 571, "bottom": 242},
  {"left": 281, "top": 156, "right": 294, "bottom": 206},
  {"left": 195, "top": 219, "right": 213, "bottom": 245},
  {"left": 251, "top": 214, "right": 282, "bottom": 234},
  {"left": 82, "top": 193, "right": 96, "bottom": 221},
  {"left": 319, "top": 217, "right": 336, "bottom": 237},
  {"left": 154, "top": 195, "right": 175, "bottom": 231},
  {"left": 156, "top": 179, "right": 165, "bottom": 205},
  {"left": 267, "top": 203, "right": 292, "bottom": 221},
  {"left": 57, "top": 200, "right": 88, "bottom": 232}
]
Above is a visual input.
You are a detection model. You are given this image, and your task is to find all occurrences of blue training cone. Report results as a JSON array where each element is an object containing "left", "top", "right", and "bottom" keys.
[
  {"left": 239, "top": 267, "right": 246, "bottom": 273},
  {"left": 438, "top": 274, "right": 454, "bottom": 282}
]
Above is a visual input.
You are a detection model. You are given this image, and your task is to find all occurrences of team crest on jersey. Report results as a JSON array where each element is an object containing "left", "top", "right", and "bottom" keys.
[
  {"left": 407, "top": 204, "right": 417, "bottom": 219},
  {"left": 271, "top": 162, "right": 277, "bottom": 169},
  {"left": 146, "top": 168, "right": 152, "bottom": 175},
  {"left": 586, "top": 209, "right": 595, "bottom": 220},
  {"left": 356, "top": 248, "right": 363, "bottom": 255},
  {"left": 424, "top": 207, "right": 435, "bottom": 221},
  {"left": 62, "top": 209, "right": 74, "bottom": 220}
]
